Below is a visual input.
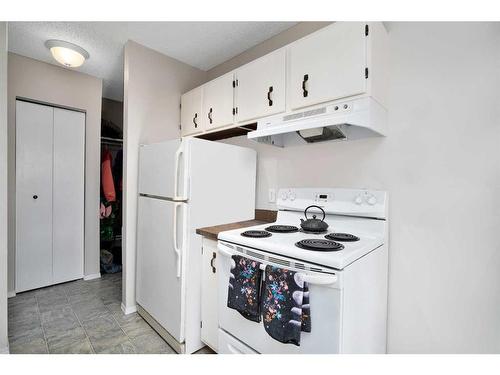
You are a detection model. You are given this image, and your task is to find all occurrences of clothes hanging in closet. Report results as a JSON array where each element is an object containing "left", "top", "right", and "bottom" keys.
[
  {"left": 113, "top": 149, "right": 123, "bottom": 201},
  {"left": 101, "top": 149, "right": 116, "bottom": 202}
]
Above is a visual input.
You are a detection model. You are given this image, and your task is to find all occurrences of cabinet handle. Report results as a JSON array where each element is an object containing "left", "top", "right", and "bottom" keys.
[
  {"left": 267, "top": 86, "right": 273, "bottom": 106},
  {"left": 210, "top": 252, "right": 216, "bottom": 273},
  {"left": 33, "top": 195, "right": 38, "bottom": 200},
  {"left": 208, "top": 108, "right": 213, "bottom": 124},
  {"left": 193, "top": 113, "right": 198, "bottom": 128},
  {"left": 302, "top": 74, "right": 309, "bottom": 98}
]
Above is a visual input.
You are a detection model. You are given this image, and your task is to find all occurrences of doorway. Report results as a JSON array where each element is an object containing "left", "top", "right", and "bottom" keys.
[{"left": 99, "top": 98, "right": 123, "bottom": 278}]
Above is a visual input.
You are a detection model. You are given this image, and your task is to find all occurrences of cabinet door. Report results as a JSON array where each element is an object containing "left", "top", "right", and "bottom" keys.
[
  {"left": 52, "top": 108, "right": 85, "bottom": 284},
  {"left": 236, "top": 49, "right": 286, "bottom": 123},
  {"left": 201, "top": 238, "right": 218, "bottom": 352},
  {"left": 181, "top": 86, "right": 203, "bottom": 136},
  {"left": 202, "top": 72, "right": 234, "bottom": 130},
  {"left": 15, "top": 101, "right": 54, "bottom": 292},
  {"left": 289, "top": 22, "right": 367, "bottom": 110}
]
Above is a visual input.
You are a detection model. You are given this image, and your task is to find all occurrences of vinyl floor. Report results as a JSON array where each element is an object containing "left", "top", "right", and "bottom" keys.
[{"left": 7, "top": 272, "right": 214, "bottom": 354}]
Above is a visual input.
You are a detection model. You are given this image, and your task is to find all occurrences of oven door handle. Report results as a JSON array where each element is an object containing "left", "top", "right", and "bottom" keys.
[
  {"left": 218, "top": 243, "right": 338, "bottom": 286},
  {"left": 302, "top": 274, "right": 338, "bottom": 286},
  {"left": 218, "top": 243, "right": 234, "bottom": 258},
  {"left": 258, "top": 263, "right": 337, "bottom": 285}
]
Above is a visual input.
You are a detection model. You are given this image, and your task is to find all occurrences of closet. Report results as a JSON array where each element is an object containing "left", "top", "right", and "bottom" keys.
[
  {"left": 16, "top": 100, "right": 85, "bottom": 293},
  {"left": 100, "top": 135, "right": 123, "bottom": 274},
  {"left": 100, "top": 97, "right": 123, "bottom": 275}
]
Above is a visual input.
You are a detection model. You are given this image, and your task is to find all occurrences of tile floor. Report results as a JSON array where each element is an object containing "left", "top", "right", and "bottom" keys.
[{"left": 8, "top": 273, "right": 214, "bottom": 354}]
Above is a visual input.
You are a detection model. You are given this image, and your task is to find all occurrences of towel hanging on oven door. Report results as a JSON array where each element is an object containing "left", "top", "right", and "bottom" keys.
[
  {"left": 262, "top": 266, "right": 311, "bottom": 346},
  {"left": 227, "top": 255, "right": 262, "bottom": 322}
]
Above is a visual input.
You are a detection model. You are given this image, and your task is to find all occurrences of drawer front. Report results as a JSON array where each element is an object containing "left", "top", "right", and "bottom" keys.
[{"left": 218, "top": 329, "right": 258, "bottom": 354}]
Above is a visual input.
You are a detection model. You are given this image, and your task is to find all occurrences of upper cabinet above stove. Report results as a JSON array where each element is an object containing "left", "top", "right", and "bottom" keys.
[
  {"left": 289, "top": 22, "right": 369, "bottom": 111},
  {"left": 180, "top": 22, "right": 389, "bottom": 140}
]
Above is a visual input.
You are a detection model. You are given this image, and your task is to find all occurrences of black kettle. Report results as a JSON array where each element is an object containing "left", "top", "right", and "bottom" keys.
[{"left": 300, "top": 205, "right": 329, "bottom": 233}]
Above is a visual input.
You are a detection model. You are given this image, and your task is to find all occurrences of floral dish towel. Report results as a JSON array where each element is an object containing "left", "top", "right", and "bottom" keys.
[
  {"left": 227, "top": 255, "right": 262, "bottom": 322},
  {"left": 262, "top": 266, "right": 311, "bottom": 346}
]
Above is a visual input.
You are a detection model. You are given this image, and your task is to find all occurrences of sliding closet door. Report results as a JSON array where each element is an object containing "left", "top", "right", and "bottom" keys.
[
  {"left": 16, "top": 101, "right": 54, "bottom": 292},
  {"left": 53, "top": 108, "right": 85, "bottom": 284}
]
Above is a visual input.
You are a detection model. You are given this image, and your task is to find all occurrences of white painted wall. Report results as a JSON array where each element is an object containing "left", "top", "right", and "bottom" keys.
[
  {"left": 0, "top": 22, "right": 9, "bottom": 354},
  {"left": 122, "top": 41, "right": 206, "bottom": 311},
  {"left": 218, "top": 22, "right": 500, "bottom": 353},
  {"left": 7, "top": 53, "right": 103, "bottom": 293}
]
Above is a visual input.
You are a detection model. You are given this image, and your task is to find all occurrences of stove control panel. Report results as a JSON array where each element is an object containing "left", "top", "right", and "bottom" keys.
[{"left": 277, "top": 188, "right": 387, "bottom": 220}]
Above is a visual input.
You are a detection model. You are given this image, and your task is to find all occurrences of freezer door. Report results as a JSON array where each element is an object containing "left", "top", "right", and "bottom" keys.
[
  {"left": 136, "top": 196, "right": 186, "bottom": 342},
  {"left": 139, "top": 139, "right": 188, "bottom": 200}
]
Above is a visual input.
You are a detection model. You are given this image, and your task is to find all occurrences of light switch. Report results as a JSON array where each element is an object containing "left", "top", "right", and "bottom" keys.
[{"left": 268, "top": 188, "right": 276, "bottom": 203}]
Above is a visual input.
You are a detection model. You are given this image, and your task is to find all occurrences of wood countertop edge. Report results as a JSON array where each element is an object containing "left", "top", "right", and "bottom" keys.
[{"left": 196, "top": 209, "right": 277, "bottom": 241}]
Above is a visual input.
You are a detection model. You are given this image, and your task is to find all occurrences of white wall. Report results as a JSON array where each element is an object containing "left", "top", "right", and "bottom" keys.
[
  {"left": 7, "top": 53, "right": 103, "bottom": 292},
  {"left": 0, "top": 22, "right": 9, "bottom": 353},
  {"left": 123, "top": 41, "right": 206, "bottom": 311},
  {"left": 219, "top": 22, "right": 500, "bottom": 353}
]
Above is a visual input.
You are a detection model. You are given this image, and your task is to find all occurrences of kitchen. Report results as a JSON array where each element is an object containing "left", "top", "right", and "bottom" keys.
[{"left": 0, "top": 4, "right": 499, "bottom": 372}]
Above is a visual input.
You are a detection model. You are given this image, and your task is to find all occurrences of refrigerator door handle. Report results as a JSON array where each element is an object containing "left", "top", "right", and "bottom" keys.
[
  {"left": 173, "top": 146, "right": 185, "bottom": 201},
  {"left": 172, "top": 202, "right": 182, "bottom": 278}
]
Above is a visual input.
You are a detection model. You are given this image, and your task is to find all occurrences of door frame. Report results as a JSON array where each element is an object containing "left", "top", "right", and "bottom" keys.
[{"left": 14, "top": 98, "right": 87, "bottom": 292}]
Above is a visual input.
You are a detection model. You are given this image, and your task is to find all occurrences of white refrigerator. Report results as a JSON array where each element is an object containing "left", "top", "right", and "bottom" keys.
[{"left": 136, "top": 137, "right": 256, "bottom": 354}]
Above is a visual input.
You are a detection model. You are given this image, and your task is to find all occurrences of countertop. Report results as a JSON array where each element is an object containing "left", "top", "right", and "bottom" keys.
[{"left": 196, "top": 209, "right": 277, "bottom": 241}]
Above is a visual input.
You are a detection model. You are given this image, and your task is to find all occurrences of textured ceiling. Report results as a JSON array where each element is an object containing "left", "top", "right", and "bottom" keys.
[{"left": 8, "top": 22, "right": 296, "bottom": 101}]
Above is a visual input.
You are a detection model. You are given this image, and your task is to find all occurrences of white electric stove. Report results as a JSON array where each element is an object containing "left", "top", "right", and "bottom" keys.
[{"left": 216, "top": 187, "right": 389, "bottom": 354}]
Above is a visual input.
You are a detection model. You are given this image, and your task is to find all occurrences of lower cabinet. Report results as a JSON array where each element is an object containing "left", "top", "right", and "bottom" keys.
[{"left": 201, "top": 237, "right": 219, "bottom": 352}]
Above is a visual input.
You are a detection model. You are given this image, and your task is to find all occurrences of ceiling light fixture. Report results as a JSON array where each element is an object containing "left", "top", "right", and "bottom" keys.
[{"left": 45, "top": 40, "right": 89, "bottom": 68}]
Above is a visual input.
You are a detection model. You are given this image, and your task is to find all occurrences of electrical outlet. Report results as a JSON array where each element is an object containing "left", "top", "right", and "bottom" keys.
[{"left": 268, "top": 188, "right": 276, "bottom": 203}]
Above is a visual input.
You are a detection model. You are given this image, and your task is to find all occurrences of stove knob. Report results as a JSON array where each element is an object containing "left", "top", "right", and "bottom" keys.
[
  {"left": 280, "top": 191, "right": 288, "bottom": 200},
  {"left": 288, "top": 192, "right": 296, "bottom": 201},
  {"left": 354, "top": 195, "right": 363, "bottom": 205},
  {"left": 367, "top": 195, "right": 377, "bottom": 205}
]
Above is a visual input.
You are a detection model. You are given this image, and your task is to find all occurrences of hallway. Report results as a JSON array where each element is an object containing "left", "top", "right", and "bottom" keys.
[{"left": 8, "top": 273, "right": 194, "bottom": 354}]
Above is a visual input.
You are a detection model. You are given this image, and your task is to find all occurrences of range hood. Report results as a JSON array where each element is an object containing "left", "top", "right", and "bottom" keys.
[{"left": 247, "top": 97, "right": 387, "bottom": 147}]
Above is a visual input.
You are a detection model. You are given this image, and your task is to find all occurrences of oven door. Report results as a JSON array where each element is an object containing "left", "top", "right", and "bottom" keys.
[{"left": 217, "top": 241, "right": 343, "bottom": 354}]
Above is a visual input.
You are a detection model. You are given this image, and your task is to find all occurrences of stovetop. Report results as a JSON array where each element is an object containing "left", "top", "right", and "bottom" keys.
[{"left": 218, "top": 213, "right": 385, "bottom": 270}]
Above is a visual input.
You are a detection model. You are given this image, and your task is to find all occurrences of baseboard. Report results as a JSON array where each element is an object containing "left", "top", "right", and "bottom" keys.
[
  {"left": 121, "top": 303, "right": 137, "bottom": 315},
  {"left": 83, "top": 273, "right": 101, "bottom": 281},
  {"left": 7, "top": 291, "right": 16, "bottom": 298}
]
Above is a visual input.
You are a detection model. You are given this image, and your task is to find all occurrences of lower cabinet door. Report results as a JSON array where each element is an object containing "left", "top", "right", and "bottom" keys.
[{"left": 201, "top": 238, "right": 219, "bottom": 351}]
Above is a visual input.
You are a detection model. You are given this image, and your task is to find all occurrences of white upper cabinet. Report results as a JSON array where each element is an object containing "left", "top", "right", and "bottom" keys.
[
  {"left": 180, "top": 22, "right": 388, "bottom": 137},
  {"left": 289, "top": 22, "right": 368, "bottom": 110},
  {"left": 235, "top": 49, "right": 286, "bottom": 123},
  {"left": 181, "top": 86, "right": 203, "bottom": 137},
  {"left": 203, "top": 72, "right": 235, "bottom": 130}
]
